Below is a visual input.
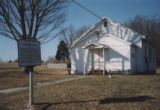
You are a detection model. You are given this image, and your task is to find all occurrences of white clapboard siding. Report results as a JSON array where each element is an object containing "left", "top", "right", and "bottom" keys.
[{"left": 71, "top": 17, "right": 156, "bottom": 74}]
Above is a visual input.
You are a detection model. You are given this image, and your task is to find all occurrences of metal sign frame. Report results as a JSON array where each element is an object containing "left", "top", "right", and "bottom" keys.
[{"left": 18, "top": 40, "right": 41, "bottom": 67}]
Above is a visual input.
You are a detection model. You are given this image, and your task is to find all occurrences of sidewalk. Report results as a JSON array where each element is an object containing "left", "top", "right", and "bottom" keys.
[{"left": 0, "top": 76, "right": 87, "bottom": 94}]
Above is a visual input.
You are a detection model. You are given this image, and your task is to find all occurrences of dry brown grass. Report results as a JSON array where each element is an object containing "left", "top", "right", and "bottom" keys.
[
  {"left": 0, "top": 63, "right": 76, "bottom": 89},
  {"left": 0, "top": 74, "right": 160, "bottom": 110},
  {"left": 0, "top": 63, "right": 160, "bottom": 110},
  {"left": 157, "top": 68, "right": 160, "bottom": 74}
]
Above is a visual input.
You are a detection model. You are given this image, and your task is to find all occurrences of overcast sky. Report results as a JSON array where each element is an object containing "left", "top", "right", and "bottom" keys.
[{"left": 0, "top": 0, "right": 160, "bottom": 62}]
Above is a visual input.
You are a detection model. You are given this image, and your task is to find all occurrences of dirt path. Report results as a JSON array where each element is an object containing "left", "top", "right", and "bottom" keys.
[{"left": 0, "top": 76, "right": 87, "bottom": 94}]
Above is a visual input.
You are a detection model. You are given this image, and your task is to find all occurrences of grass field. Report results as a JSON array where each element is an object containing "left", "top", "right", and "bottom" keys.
[
  {"left": 0, "top": 63, "right": 76, "bottom": 89},
  {"left": 0, "top": 63, "right": 160, "bottom": 110}
]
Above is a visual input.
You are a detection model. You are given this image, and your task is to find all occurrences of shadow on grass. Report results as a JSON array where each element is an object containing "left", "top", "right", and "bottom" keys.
[
  {"left": 35, "top": 95, "right": 153, "bottom": 110},
  {"left": 100, "top": 96, "right": 153, "bottom": 104}
]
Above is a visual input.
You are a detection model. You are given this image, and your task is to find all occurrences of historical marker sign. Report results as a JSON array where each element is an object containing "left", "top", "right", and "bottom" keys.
[
  {"left": 18, "top": 40, "right": 41, "bottom": 67},
  {"left": 18, "top": 40, "right": 41, "bottom": 107}
]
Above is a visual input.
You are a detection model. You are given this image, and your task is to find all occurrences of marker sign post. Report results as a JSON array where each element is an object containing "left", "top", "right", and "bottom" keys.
[{"left": 18, "top": 40, "right": 41, "bottom": 108}]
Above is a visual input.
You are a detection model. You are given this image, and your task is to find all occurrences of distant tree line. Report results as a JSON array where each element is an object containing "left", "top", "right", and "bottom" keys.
[{"left": 124, "top": 15, "right": 160, "bottom": 66}]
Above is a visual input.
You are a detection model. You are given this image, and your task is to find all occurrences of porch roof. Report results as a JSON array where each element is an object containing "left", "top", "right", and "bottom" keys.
[{"left": 82, "top": 43, "right": 109, "bottom": 49}]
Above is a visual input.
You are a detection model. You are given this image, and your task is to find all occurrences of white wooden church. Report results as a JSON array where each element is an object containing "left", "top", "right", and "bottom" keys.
[{"left": 71, "top": 17, "right": 156, "bottom": 74}]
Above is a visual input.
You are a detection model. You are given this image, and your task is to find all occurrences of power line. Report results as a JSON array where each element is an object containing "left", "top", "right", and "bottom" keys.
[{"left": 72, "top": 0, "right": 101, "bottom": 19}]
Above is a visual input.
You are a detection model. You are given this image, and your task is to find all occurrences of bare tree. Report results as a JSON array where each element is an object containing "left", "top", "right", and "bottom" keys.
[
  {"left": 60, "top": 25, "right": 89, "bottom": 49},
  {"left": 74, "top": 25, "right": 90, "bottom": 41},
  {"left": 59, "top": 25, "right": 89, "bottom": 60},
  {"left": 0, "top": 0, "right": 68, "bottom": 44},
  {"left": 0, "top": 0, "right": 68, "bottom": 73},
  {"left": 124, "top": 15, "right": 160, "bottom": 66},
  {"left": 124, "top": 15, "right": 160, "bottom": 41},
  {"left": 59, "top": 25, "right": 75, "bottom": 49}
]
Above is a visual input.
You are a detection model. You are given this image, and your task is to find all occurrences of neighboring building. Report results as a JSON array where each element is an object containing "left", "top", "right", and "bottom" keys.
[{"left": 71, "top": 17, "right": 156, "bottom": 74}]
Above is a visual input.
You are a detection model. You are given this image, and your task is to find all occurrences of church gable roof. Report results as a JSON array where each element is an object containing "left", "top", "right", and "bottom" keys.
[{"left": 71, "top": 17, "right": 145, "bottom": 48}]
